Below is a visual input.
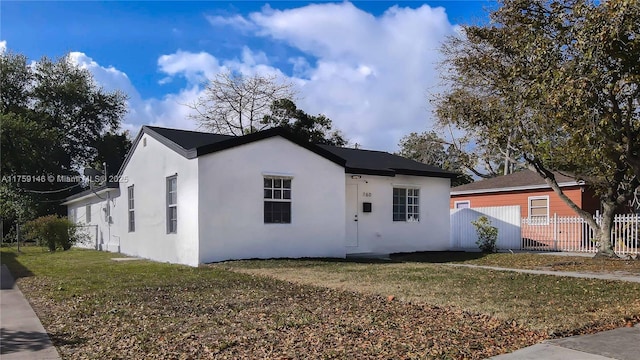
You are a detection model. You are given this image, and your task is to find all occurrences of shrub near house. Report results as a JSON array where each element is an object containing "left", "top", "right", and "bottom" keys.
[{"left": 23, "top": 215, "right": 86, "bottom": 251}]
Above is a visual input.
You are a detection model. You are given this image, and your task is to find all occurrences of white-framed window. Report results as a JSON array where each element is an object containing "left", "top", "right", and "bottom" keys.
[
  {"left": 528, "top": 195, "right": 549, "bottom": 224},
  {"left": 455, "top": 200, "right": 471, "bottom": 209},
  {"left": 264, "top": 177, "right": 291, "bottom": 223},
  {"left": 393, "top": 187, "right": 420, "bottom": 222},
  {"left": 71, "top": 208, "right": 77, "bottom": 223},
  {"left": 85, "top": 204, "right": 91, "bottom": 223},
  {"left": 166, "top": 175, "right": 177, "bottom": 233},
  {"left": 128, "top": 185, "right": 135, "bottom": 232}
]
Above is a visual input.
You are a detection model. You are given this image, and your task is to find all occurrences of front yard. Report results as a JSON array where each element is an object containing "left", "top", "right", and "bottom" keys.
[{"left": 2, "top": 247, "right": 639, "bottom": 359}]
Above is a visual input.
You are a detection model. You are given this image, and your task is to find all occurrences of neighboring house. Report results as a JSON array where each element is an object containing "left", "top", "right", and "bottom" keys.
[
  {"left": 450, "top": 170, "right": 600, "bottom": 220},
  {"left": 450, "top": 170, "right": 601, "bottom": 249},
  {"left": 64, "top": 126, "right": 456, "bottom": 266}
]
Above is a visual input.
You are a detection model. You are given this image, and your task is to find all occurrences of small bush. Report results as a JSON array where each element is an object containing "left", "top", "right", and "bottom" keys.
[
  {"left": 23, "top": 215, "right": 85, "bottom": 251},
  {"left": 472, "top": 216, "right": 498, "bottom": 253}
]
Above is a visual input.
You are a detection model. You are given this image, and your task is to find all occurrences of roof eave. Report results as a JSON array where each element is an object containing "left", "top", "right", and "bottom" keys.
[
  {"left": 450, "top": 181, "right": 583, "bottom": 196},
  {"left": 62, "top": 183, "right": 119, "bottom": 205}
]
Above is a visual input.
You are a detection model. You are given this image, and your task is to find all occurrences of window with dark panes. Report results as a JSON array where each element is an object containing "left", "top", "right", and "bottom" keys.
[
  {"left": 393, "top": 187, "right": 420, "bottom": 222},
  {"left": 264, "top": 177, "right": 291, "bottom": 223}
]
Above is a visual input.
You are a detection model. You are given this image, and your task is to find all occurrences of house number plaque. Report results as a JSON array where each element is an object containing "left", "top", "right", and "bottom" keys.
[{"left": 362, "top": 192, "right": 372, "bottom": 197}]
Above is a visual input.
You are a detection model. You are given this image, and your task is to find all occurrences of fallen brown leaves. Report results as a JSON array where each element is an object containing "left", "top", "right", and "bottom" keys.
[{"left": 17, "top": 268, "right": 547, "bottom": 359}]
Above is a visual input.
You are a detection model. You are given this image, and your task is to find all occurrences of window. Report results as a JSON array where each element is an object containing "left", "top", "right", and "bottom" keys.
[
  {"left": 264, "top": 177, "right": 291, "bottom": 223},
  {"left": 71, "top": 208, "right": 77, "bottom": 222},
  {"left": 86, "top": 204, "right": 91, "bottom": 223},
  {"left": 167, "top": 176, "right": 177, "bottom": 233},
  {"left": 128, "top": 185, "right": 135, "bottom": 232},
  {"left": 393, "top": 188, "right": 420, "bottom": 222},
  {"left": 528, "top": 195, "right": 549, "bottom": 224},
  {"left": 455, "top": 200, "right": 471, "bottom": 209}
]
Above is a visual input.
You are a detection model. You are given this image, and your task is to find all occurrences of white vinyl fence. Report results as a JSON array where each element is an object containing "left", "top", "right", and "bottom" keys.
[
  {"left": 450, "top": 205, "right": 640, "bottom": 255},
  {"left": 522, "top": 213, "right": 640, "bottom": 255},
  {"left": 450, "top": 206, "right": 521, "bottom": 250}
]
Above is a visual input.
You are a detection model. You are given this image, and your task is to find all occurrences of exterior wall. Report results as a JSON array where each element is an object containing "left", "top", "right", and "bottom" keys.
[
  {"left": 116, "top": 133, "right": 200, "bottom": 266},
  {"left": 346, "top": 174, "right": 451, "bottom": 254},
  {"left": 67, "top": 192, "right": 118, "bottom": 251},
  {"left": 197, "top": 136, "right": 346, "bottom": 263},
  {"left": 450, "top": 187, "right": 589, "bottom": 217}
]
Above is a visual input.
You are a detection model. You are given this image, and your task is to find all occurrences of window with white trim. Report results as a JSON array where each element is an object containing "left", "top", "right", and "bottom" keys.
[
  {"left": 264, "top": 177, "right": 291, "bottom": 223},
  {"left": 528, "top": 195, "right": 549, "bottom": 224},
  {"left": 166, "top": 176, "right": 177, "bottom": 233},
  {"left": 393, "top": 188, "right": 420, "bottom": 222},
  {"left": 86, "top": 204, "right": 91, "bottom": 223},
  {"left": 128, "top": 185, "right": 135, "bottom": 232},
  {"left": 455, "top": 200, "right": 471, "bottom": 209}
]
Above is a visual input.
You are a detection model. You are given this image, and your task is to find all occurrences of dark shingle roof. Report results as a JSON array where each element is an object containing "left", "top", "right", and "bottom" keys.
[
  {"left": 318, "top": 145, "right": 457, "bottom": 178},
  {"left": 145, "top": 126, "right": 233, "bottom": 151},
  {"left": 121, "top": 126, "right": 456, "bottom": 179},
  {"left": 451, "top": 169, "right": 579, "bottom": 194}
]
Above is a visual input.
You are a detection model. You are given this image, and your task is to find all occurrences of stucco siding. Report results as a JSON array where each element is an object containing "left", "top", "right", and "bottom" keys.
[
  {"left": 67, "top": 194, "right": 117, "bottom": 251},
  {"left": 347, "top": 174, "right": 451, "bottom": 254},
  {"left": 197, "top": 136, "right": 346, "bottom": 263},
  {"left": 117, "top": 133, "right": 199, "bottom": 266}
]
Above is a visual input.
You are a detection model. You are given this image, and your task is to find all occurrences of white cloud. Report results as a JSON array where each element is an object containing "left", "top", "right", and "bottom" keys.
[
  {"left": 247, "top": 2, "right": 456, "bottom": 150},
  {"left": 206, "top": 14, "right": 255, "bottom": 32},
  {"left": 73, "top": 2, "right": 458, "bottom": 152},
  {"left": 0, "top": 40, "right": 6, "bottom": 53},
  {"left": 157, "top": 50, "right": 223, "bottom": 85}
]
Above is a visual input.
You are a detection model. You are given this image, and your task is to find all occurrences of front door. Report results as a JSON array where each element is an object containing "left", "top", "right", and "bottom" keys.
[{"left": 346, "top": 184, "right": 358, "bottom": 247}]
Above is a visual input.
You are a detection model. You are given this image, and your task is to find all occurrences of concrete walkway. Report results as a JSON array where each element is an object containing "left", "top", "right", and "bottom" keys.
[
  {"left": 490, "top": 325, "right": 640, "bottom": 359},
  {"left": 0, "top": 265, "right": 60, "bottom": 360},
  {"left": 445, "top": 263, "right": 640, "bottom": 283}
]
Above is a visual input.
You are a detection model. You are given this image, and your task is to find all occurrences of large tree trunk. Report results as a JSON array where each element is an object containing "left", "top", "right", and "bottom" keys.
[{"left": 594, "top": 201, "right": 618, "bottom": 258}]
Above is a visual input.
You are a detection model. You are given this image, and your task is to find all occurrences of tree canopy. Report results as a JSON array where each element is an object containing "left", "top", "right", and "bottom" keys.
[
  {"left": 189, "top": 72, "right": 296, "bottom": 135},
  {"left": 434, "top": 0, "right": 639, "bottom": 256},
  {"left": 397, "top": 131, "right": 473, "bottom": 186},
  {"left": 1, "top": 51, "right": 128, "bottom": 229},
  {"left": 262, "top": 99, "right": 348, "bottom": 146}
]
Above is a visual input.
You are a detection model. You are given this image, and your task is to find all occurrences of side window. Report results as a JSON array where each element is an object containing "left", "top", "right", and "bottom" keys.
[
  {"left": 264, "top": 177, "right": 291, "bottom": 223},
  {"left": 528, "top": 196, "right": 549, "bottom": 224},
  {"left": 167, "top": 176, "right": 177, "bottom": 233},
  {"left": 128, "top": 185, "right": 135, "bottom": 232},
  {"left": 86, "top": 204, "right": 91, "bottom": 223}
]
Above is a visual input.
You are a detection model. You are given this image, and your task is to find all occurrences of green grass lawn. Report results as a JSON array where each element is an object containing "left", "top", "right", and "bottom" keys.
[{"left": 2, "top": 246, "right": 639, "bottom": 359}]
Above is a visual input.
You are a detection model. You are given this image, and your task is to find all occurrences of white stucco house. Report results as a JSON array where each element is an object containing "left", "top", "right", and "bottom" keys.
[{"left": 63, "top": 126, "right": 456, "bottom": 266}]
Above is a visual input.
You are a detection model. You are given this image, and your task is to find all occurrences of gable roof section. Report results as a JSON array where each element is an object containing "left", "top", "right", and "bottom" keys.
[
  {"left": 117, "top": 126, "right": 456, "bottom": 178},
  {"left": 451, "top": 170, "right": 582, "bottom": 195},
  {"left": 318, "top": 145, "right": 458, "bottom": 178}
]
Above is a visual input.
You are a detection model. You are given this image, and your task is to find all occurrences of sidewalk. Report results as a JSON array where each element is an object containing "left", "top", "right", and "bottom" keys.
[
  {"left": 490, "top": 325, "right": 640, "bottom": 360},
  {"left": 0, "top": 265, "right": 60, "bottom": 360},
  {"left": 445, "top": 263, "right": 640, "bottom": 283}
]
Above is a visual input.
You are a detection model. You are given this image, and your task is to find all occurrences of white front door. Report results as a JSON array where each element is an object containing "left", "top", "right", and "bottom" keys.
[{"left": 346, "top": 184, "right": 358, "bottom": 247}]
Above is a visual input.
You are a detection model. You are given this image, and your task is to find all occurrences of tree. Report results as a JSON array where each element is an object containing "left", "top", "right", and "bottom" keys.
[
  {"left": 91, "top": 131, "right": 133, "bottom": 175},
  {"left": 397, "top": 131, "right": 473, "bottom": 186},
  {"left": 190, "top": 72, "right": 296, "bottom": 135},
  {"left": 0, "top": 50, "right": 128, "bottom": 233},
  {"left": 434, "top": 0, "right": 639, "bottom": 257},
  {"left": 262, "top": 99, "right": 348, "bottom": 146}
]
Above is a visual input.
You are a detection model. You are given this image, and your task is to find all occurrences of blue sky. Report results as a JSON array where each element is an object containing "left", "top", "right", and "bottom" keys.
[{"left": 1, "top": 1, "right": 494, "bottom": 151}]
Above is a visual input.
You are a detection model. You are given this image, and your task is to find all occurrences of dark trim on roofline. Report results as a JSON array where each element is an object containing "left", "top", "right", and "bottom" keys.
[{"left": 195, "top": 127, "right": 346, "bottom": 167}]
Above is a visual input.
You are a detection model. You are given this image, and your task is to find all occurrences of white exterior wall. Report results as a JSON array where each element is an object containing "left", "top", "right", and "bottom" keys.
[
  {"left": 66, "top": 190, "right": 120, "bottom": 251},
  {"left": 345, "top": 174, "right": 451, "bottom": 254},
  {"left": 116, "top": 133, "right": 200, "bottom": 266},
  {"left": 197, "top": 136, "right": 346, "bottom": 263}
]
